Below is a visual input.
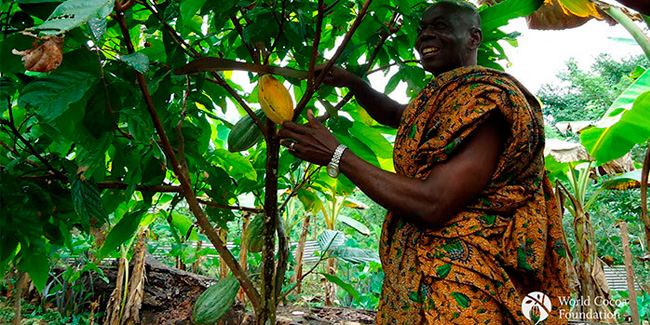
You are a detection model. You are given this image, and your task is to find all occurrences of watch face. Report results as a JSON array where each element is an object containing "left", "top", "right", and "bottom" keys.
[{"left": 327, "top": 164, "right": 338, "bottom": 178}]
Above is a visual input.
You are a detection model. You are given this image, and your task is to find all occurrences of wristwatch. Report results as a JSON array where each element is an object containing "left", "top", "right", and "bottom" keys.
[{"left": 326, "top": 144, "right": 348, "bottom": 178}]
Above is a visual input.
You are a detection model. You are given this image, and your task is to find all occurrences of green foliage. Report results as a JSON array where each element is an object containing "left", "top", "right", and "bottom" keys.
[
  {"left": 538, "top": 54, "right": 648, "bottom": 122},
  {"left": 580, "top": 69, "right": 650, "bottom": 163}
]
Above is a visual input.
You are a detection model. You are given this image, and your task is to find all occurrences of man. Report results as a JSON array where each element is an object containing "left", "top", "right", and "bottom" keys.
[{"left": 279, "top": 1, "right": 569, "bottom": 323}]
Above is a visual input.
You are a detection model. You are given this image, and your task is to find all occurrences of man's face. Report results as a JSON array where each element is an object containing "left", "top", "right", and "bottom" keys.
[{"left": 415, "top": 5, "right": 475, "bottom": 75}]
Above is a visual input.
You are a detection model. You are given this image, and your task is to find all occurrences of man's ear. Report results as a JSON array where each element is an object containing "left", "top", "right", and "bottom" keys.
[{"left": 468, "top": 28, "right": 482, "bottom": 50}]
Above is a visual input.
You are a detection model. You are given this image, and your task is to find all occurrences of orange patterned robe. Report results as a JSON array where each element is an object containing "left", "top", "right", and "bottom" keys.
[{"left": 376, "top": 66, "right": 569, "bottom": 324}]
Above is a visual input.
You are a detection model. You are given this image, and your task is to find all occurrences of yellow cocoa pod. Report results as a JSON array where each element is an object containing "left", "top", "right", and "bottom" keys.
[{"left": 258, "top": 74, "right": 294, "bottom": 123}]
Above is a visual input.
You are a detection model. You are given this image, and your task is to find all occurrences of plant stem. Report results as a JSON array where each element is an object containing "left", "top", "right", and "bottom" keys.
[
  {"left": 113, "top": 4, "right": 261, "bottom": 312},
  {"left": 641, "top": 141, "right": 650, "bottom": 254},
  {"left": 600, "top": 3, "right": 650, "bottom": 60}
]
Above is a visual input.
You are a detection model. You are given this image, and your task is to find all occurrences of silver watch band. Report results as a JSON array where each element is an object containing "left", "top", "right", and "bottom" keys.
[{"left": 331, "top": 144, "right": 348, "bottom": 166}]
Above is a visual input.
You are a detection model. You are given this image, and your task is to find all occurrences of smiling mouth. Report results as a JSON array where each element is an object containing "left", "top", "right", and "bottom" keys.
[{"left": 421, "top": 47, "right": 438, "bottom": 56}]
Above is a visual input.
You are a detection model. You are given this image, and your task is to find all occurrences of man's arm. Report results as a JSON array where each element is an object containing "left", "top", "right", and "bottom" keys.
[
  {"left": 279, "top": 111, "right": 506, "bottom": 228},
  {"left": 316, "top": 66, "right": 407, "bottom": 128}
]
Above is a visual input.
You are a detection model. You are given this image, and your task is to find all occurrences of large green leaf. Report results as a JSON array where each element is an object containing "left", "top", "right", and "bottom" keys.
[
  {"left": 337, "top": 215, "right": 370, "bottom": 236},
  {"left": 19, "top": 71, "right": 97, "bottom": 122},
  {"left": 479, "top": 0, "right": 543, "bottom": 32},
  {"left": 580, "top": 69, "right": 650, "bottom": 163},
  {"left": 97, "top": 209, "right": 146, "bottom": 260},
  {"left": 321, "top": 273, "right": 360, "bottom": 300},
  {"left": 70, "top": 175, "right": 109, "bottom": 231},
  {"left": 33, "top": 0, "right": 114, "bottom": 35},
  {"left": 17, "top": 240, "right": 49, "bottom": 293},
  {"left": 349, "top": 121, "right": 394, "bottom": 171},
  {"left": 180, "top": 0, "right": 207, "bottom": 23},
  {"left": 601, "top": 169, "right": 650, "bottom": 191}
]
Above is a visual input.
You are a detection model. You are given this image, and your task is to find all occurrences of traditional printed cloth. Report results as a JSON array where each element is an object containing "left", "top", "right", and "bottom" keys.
[{"left": 376, "top": 66, "right": 569, "bottom": 324}]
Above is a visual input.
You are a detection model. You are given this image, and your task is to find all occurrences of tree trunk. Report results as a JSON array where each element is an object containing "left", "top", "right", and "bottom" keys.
[
  {"left": 620, "top": 222, "right": 641, "bottom": 325},
  {"left": 259, "top": 122, "right": 279, "bottom": 324},
  {"left": 122, "top": 228, "right": 148, "bottom": 325},
  {"left": 238, "top": 213, "right": 250, "bottom": 304},
  {"left": 324, "top": 257, "right": 337, "bottom": 306},
  {"left": 13, "top": 272, "right": 28, "bottom": 325}
]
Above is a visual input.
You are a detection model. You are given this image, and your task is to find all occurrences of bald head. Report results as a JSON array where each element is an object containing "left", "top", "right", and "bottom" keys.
[{"left": 427, "top": 0, "right": 481, "bottom": 29}]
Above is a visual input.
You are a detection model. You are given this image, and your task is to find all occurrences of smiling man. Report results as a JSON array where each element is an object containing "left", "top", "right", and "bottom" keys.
[{"left": 279, "top": 1, "right": 569, "bottom": 323}]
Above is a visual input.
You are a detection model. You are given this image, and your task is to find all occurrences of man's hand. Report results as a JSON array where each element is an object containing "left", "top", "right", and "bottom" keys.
[
  {"left": 278, "top": 109, "right": 340, "bottom": 166},
  {"left": 314, "top": 64, "right": 362, "bottom": 89}
]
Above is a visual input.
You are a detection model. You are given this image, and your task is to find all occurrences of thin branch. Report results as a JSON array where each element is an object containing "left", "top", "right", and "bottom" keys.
[
  {"left": 307, "top": 0, "right": 325, "bottom": 86},
  {"left": 367, "top": 59, "right": 420, "bottom": 76},
  {"left": 278, "top": 164, "right": 320, "bottom": 215},
  {"left": 0, "top": 116, "right": 66, "bottom": 179},
  {"left": 323, "top": 0, "right": 341, "bottom": 14},
  {"left": 197, "top": 198, "right": 265, "bottom": 214},
  {"left": 0, "top": 139, "right": 39, "bottom": 167},
  {"left": 230, "top": 14, "right": 260, "bottom": 64},
  {"left": 294, "top": 0, "right": 373, "bottom": 120},
  {"left": 113, "top": 6, "right": 261, "bottom": 312},
  {"left": 266, "top": 0, "right": 287, "bottom": 64}
]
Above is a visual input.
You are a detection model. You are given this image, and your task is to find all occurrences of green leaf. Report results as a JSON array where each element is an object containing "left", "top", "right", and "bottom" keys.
[
  {"left": 601, "top": 169, "right": 649, "bottom": 191},
  {"left": 337, "top": 215, "right": 370, "bottom": 236},
  {"left": 97, "top": 209, "right": 146, "bottom": 260},
  {"left": 349, "top": 121, "right": 394, "bottom": 170},
  {"left": 34, "top": 0, "right": 114, "bottom": 35},
  {"left": 321, "top": 273, "right": 360, "bottom": 300},
  {"left": 581, "top": 90, "right": 650, "bottom": 163},
  {"left": 120, "top": 52, "right": 149, "bottom": 73},
  {"left": 87, "top": 17, "right": 107, "bottom": 40},
  {"left": 192, "top": 276, "right": 240, "bottom": 324},
  {"left": 296, "top": 188, "right": 325, "bottom": 215},
  {"left": 479, "top": 0, "right": 543, "bottom": 32},
  {"left": 171, "top": 213, "right": 199, "bottom": 241},
  {"left": 18, "top": 241, "right": 49, "bottom": 293},
  {"left": 212, "top": 148, "right": 257, "bottom": 181},
  {"left": 180, "top": 0, "right": 207, "bottom": 22},
  {"left": 70, "top": 176, "right": 109, "bottom": 230},
  {"left": 19, "top": 70, "right": 97, "bottom": 122},
  {"left": 0, "top": 33, "right": 34, "bottom": 74}
]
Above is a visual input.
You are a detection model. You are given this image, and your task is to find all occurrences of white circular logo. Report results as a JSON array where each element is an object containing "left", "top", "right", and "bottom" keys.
[{"left": 521, "top": 291, "right": 552, "bottom": 325}]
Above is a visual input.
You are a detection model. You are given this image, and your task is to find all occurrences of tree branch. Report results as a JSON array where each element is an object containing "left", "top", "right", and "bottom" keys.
[
  {"left": 266, "top": 0, "right": 287, "bottom": 64},
  {"left": 113, "top": 6, "right": 261, "bottom": 312},
  {"left": 306, "top": 0, "right": 325, "bottom": 87},
  {"left": 1, "top": 115, "right": 65, "bottom": 178},
  {"left": 230, "top": 14, "right": 260, "bottom": 64}
]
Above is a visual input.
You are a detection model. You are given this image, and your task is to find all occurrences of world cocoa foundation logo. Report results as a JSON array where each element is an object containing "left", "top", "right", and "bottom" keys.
[{"left": 521, "top": 291, "right": 552, "bottom": 325}]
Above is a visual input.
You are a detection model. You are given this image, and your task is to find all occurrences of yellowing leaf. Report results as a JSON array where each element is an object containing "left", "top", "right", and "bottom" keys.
[{"left": 557, "top": 0, "right": 601, "bottom": 18}]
